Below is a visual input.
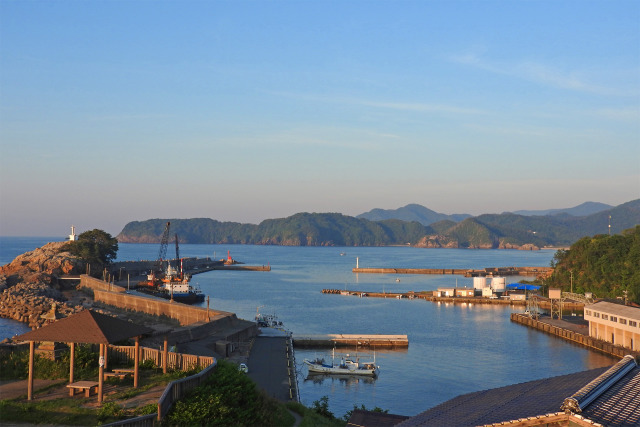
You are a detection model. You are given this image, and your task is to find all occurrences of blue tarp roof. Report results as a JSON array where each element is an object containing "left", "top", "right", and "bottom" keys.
[{"left": 507, "top": 284, "right": 541, "bottom": 291}]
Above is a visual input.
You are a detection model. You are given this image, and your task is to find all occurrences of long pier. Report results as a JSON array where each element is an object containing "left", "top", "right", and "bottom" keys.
[
  {"left": 321, "top": 289, "right": 585, "bottom": 309},
  {"left": 293, "top": 334, "right": 408, "bottom": 349},
  {"left": 353, "top": 266, "right": 552, "bottom": 277}
]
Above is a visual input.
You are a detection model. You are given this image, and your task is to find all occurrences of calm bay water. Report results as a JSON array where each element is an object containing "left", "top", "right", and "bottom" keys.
[{"left": 0, "top": 238, "right": 618, "bottom": 417}]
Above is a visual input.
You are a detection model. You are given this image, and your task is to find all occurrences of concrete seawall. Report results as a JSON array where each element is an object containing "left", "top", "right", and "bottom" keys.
[
  {"left": 353, "top": 266, "right": 553, "bottom": 277},
  {"left": 510, "top": 313, "right": 640, "bottom": 359},
  {"left": 81, "top": 275, "right": 234, "bottom": 326},
  {"left": 293, "top": 334, "right": 408, "bottom": 349}
]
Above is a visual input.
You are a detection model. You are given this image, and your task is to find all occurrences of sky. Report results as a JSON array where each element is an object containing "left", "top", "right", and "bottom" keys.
[{"left": 1, "top": 0, "right": 639, "bottom": 237}]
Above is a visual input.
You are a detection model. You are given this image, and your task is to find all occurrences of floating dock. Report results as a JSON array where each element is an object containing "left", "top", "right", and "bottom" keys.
[{"left": 292, "top": 334, "right": 408, "bottom": 349}]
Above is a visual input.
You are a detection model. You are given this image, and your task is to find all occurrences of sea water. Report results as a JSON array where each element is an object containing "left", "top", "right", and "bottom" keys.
[{"left": 0, "top": 238, "right": 618, "bottom": 417}]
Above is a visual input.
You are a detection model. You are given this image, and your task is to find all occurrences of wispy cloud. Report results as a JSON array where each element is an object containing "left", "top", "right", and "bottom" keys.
[
  {"left": 264, "top": 90, "right": 488, "bottom": 116},
  {"left": 450, "top": 51, "right": 631, "bottom": 96}
]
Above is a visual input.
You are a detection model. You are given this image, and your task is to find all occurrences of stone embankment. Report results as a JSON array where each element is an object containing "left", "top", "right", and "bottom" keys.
[{"left": 0, "top": 241, "right": 85, "bottom": 331}]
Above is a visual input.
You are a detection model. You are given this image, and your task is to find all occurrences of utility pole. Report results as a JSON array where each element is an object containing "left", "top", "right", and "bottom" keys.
[
  {"left": 570, "top": 270, "right": 573, "bottom": 294},
  {"left": 608, "top": 215, "right": 611, "bottom": 236}
]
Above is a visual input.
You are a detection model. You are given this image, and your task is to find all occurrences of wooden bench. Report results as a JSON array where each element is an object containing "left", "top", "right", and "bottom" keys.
[
  {"left": 103, "top": 371, "right": 128, "bottom": 380},
  {"left": 113, "top": 368, "right": 135, "bottom": 375},
  {"left": 67, "top": 381, "right": 99, "bottom": 397}
]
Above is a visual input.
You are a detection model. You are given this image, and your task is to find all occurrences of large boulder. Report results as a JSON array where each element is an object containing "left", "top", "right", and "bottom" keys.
[{"left": 0, "top": 241, "right": 85, "bottom": 329}]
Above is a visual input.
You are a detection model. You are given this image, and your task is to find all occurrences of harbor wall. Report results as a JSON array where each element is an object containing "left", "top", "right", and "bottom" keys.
[
  {"left": 353, "top": 266, "right": 553, "bottom": 277},
  {"left": 293, "top": 334, "right": 409, "bottom": 349},
  {"left": 80, "top": 275, "right": 234, "bottom": 326},
  {"left": 510, "top": 313, "right": 640, "bottom": 359}
]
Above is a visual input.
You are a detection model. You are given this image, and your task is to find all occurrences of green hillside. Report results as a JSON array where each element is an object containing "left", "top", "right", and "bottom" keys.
[
  {"left": 116, "top": 200, "right": 640, "bottom": 248},
  {"left": 543, "top": 225, "right": 640, "bottom": 303}
]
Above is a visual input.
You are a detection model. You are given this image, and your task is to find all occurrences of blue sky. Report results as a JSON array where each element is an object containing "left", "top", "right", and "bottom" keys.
[{"left": 1, "top": 0, "right": 639, "bottom": 237}]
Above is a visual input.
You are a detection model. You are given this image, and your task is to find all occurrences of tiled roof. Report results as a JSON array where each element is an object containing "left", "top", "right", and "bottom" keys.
[
  {"left": 397, "top": 356, "right": 640, "bottom": 427},
  {"left": 347, "top": 409, "right": 410, "bottom": 427},
  {"left": 586, "top": 301, "right": 640, "bottom": 321},
  {"left": 14, "top": 309, "right": 153, "bottom": 344},
  {"left": 395, "top": 367, "right": 609, "bottom": 427},
  {"left": 581, "top": 363, "right": 640, "bottom": 426}
]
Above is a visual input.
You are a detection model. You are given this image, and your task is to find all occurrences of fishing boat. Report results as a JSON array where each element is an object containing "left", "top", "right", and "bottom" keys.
[
  {"left": 304, "top": 348, "right": 379, "bottom": 377},
  {"left": 137, "top": 262, "right": 205, "bottom": 304},
  {"left": 255, "top": 307, "right": 285, "bottom": 329}
]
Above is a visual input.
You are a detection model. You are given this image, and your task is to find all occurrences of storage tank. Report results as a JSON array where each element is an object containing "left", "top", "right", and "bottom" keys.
[
  {"left": 473, "top": 277, "right": 487, "bottom": 290},
  {"left": 491, "top": 277, "right": 506, "bottom": 292}
]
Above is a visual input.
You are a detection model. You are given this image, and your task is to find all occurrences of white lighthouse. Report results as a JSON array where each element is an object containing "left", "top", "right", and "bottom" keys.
[{"left": 69, "top": 225, "right": 77, "bottom": 241}]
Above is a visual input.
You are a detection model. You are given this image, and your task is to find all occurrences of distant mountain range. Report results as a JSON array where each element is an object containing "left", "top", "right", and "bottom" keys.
[
  {"left": 116, "top": 199, "right": 640, "bottom": 249},
  {"left": 356, "top": 204, "right": 471, "bottom": 225},
  {"left": 357, "top": 201, "right": 613, "bottom": 226},
  {"left": 510, "top": 201, "right": 613, "bottom": 217}
]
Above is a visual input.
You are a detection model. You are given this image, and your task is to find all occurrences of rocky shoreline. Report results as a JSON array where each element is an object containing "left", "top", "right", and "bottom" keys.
[{"left": 0, "top": 241, "right": 85, "bottom": 331}]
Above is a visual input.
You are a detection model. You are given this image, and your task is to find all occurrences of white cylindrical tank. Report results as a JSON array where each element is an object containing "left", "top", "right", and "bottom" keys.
[
  {"left": 473, "top": 277, "right": 487, "bottom": 290},
  {"left": 491, "top": 277, "right": 506, "bottom": 292}
]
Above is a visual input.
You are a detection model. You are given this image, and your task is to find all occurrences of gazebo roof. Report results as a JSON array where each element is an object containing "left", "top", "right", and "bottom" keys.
[{"left": 15, "top": 309, "right": 153, "bottom": 344}]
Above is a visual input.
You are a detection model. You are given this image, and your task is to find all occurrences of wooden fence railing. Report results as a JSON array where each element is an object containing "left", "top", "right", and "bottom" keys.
[{"left": 106, "top": 345, "right": 214, "bottom": 371}]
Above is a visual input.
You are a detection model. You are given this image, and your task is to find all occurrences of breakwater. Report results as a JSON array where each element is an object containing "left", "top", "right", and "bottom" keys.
[
  {"left": 510, "top": 313, "right": 640, "bottom": 359},
  {"left": 353, "top": 266, "right": 552, "bottom": 277},
  {"left": 293, "top": 334, "right": 408, "bottom": 349},
  {"left": 321, "top": 289, "right": 585, "bottom": 310}
]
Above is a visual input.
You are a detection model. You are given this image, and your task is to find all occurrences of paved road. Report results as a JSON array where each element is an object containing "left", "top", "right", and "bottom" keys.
[{"left": 247, "top": 335, "right": 295, "bottom": 402}]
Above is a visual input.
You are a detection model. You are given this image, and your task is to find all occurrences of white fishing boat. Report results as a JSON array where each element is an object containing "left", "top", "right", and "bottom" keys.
[{"left": 304, "top": 349, "right": 379, "bottom": 377}]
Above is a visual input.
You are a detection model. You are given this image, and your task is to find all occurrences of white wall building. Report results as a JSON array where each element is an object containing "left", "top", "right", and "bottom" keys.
[{"left": 584, "top": 301, "right": 640, "bottom": 352}]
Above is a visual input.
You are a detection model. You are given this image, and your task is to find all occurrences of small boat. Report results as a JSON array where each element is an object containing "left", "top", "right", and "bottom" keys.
[
  {"left": 255, "top": 307, "right": 286, "bottom": 329},
  {"left": 304, "top": 349, "right": 379, "bottom": 377}
]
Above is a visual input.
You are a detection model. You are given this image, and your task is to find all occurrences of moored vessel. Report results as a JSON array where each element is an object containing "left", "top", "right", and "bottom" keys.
[{"left": 304, "top": 349, "right": 379, "bottom": 376}]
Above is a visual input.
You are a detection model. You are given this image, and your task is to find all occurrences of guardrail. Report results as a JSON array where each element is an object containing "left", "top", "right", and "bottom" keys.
[
  {"left": 157, "top": 361, "right": 218, "bottom": 420},
  {"left": 285, "top": 333, "right": 299, "bottom": 402}
]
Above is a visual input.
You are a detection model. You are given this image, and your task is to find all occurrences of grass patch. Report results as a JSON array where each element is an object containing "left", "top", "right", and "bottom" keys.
[
  {"left": 286, "top": 401, "right": 347, "bottom": 427},
  {"left": 0, "top": 398, "right": 110, "bottom": 426}
]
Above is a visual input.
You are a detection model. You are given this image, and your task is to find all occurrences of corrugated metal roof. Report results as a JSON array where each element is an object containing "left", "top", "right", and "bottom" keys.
[
  {"left": 14, "top": 310, "right": 153, "bottom": 344},
  {"left": 586, "top": 301, "right": 640, "bottom": 321}
]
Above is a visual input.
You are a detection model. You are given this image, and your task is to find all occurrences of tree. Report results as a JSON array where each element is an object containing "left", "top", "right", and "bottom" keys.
[{"left": 68, "top": 229, "right": 118, "bottom": 273}]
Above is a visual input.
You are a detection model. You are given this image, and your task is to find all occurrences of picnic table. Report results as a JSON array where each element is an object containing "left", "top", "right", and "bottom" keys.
[
  {"left": 113, "top": 368, "right": 135, "bottom": 374},
  {"left": 67, "top": 381, "right": 99, "bottom": 397}
]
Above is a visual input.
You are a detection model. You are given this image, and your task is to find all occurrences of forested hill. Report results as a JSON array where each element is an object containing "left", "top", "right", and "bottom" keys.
[
  {"left": 116, "top": 199, "right": 640, "bottom": 248},
  {"left": 117, "top": 213, "right": 433, "bottom": 246},
  {"left": 544, "top": 225, "right": 640, "bottom": 303}
]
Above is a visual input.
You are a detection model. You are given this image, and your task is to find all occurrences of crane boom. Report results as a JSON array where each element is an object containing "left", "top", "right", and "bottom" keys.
[{"left": 155, "top": 221, "right": 171, "bottom": 275}]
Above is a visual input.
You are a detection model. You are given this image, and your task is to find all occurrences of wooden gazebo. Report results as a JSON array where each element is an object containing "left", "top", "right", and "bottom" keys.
[{"left": 15, "top": 309, "right": 153, "bottom": 402}]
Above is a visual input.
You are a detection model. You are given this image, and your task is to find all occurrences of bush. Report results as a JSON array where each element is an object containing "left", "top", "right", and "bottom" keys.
[{"left": 165, "top": 360, "right": 284, "bottom": 426}]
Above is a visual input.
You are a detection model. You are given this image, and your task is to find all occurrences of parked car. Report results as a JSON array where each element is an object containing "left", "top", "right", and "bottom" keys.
[{"left": 239, "top": 363, "right": 249, "bottom": 373}]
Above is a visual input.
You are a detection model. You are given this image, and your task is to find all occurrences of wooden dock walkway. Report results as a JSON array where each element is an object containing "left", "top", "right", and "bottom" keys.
[
  {"left": 293, "top": 334, "right": 408, "bottom": 349},
  {"left": 353, "top": 266, "right": 552, "bottom": 277}
]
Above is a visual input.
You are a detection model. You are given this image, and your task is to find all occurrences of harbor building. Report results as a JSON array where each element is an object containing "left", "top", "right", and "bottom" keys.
[{"left": 584, "top": 301, "right": 640, "bottom": 352}]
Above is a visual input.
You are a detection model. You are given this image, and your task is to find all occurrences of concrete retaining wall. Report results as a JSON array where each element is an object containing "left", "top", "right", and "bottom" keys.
[
  {"left": 80, "top": 275, "right": 233, "bottom": 326},
  {"left": 510, "top": 313, "right": 640, "bottom": 359}
]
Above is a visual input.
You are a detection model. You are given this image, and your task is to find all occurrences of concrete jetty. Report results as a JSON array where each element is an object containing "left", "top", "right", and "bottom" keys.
[
  {"left": 353, "top": 266, "right": 553, "bottom": 277},
  {"left": 510, "top": 313, "right": 640, "bottom": 359},
  {"left": 293, "top": 334, "right": 408, "bottom": 349}
]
